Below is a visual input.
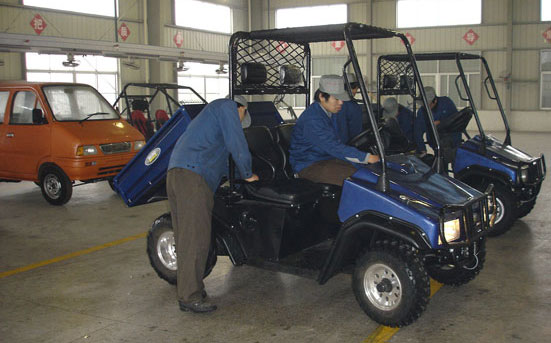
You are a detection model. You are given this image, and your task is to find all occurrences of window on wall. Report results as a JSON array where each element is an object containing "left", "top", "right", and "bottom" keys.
[
  {"left": 543, "top": 0, "right": 551, "bottom": 21},
  {"left": 175, "top": 0, "right": 231, "bottom": 34},
  {"left": 25, "top": 53, "right": 119, "bottom": 104},
  {"left": 415, "top": 57, "right": 481, "bottom": 110},
  {"left": 276, "top": 4, "right": 347, "bottom": 29},
  {"left": 540, "top": 51, "right": 551, "bottom": 109},
  {"left": 177, "top": 62, "right": 229, "bottom": 103},
  {"left": 23, "top": 0, "right": 117, "bottom": 17},
  {"left": 397, "top": 0, "right": 481, "bottom": 28}
]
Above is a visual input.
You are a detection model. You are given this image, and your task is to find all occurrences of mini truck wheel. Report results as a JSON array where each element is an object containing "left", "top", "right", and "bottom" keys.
[
  {"left": 352, "top": 239, "right": 430, "bottom": 327},
  {"left": 147, "top": 213, "right": 217, "bottom": 285},
  {"left": 40, "top": 166, "right": 73, "bottom": 205}
]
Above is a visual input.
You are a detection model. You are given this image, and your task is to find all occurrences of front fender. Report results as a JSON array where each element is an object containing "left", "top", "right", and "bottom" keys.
[
  {"left": 454, "top": 164, "right": 513, "bottom": 190},
  {"left": 317, "top": 211, "right": 431, "bottom": 285}
]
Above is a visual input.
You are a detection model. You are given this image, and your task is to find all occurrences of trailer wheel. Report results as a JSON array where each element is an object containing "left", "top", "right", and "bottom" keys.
[
  {"left": 427, "top": 238, "right": 486, "bottom": 286},
  {"left": 486, "top": 186, "right": 517, "bottom": 236},
  {"left": 146, "top": 213, "right": 217, "bottom": 285},
  {"left": 40, "top": 167, "right": 72, "bottom": 205},
  {"left": 352, "top": 239, "right": 430, "bottom": 327}
]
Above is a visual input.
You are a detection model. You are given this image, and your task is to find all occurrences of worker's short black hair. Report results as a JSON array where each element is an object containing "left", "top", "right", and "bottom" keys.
[
  {"left": 236, "top": 103, "right": 245, "bottom": 108},
  {"left": 314, "top": 89, "right": 330, "bottom": 102}
]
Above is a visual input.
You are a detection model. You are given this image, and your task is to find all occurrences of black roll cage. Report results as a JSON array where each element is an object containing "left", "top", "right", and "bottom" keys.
[
  {"left": 228, "top": 23, "right": 444, "bottom": 192},
  {"left": 113, "top": 83, "right": 207, "bottom": 127},
  {"left": 381, "top": 52, "right": 512, "bottom": 148}
]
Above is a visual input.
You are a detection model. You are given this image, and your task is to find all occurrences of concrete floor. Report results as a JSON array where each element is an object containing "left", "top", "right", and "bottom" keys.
[{"left": 1, "top": 131, "right": 550, "bottom": 343}]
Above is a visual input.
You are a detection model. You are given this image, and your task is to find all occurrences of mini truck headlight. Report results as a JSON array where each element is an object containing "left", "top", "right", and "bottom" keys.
[
  {"left": 134, "top": 140, "right": 145, "bottom": 151},
  {"left": 76, "top": 145, "right": 97, "bottom": 156},
  {"left": 442, "top": 218, "right": 461, "bottom": 243}
]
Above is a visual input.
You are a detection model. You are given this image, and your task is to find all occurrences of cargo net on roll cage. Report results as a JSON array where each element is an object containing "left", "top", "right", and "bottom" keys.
[
  {"left": 378, "top": 56, "right": 416, "bottom": 97},
  {"left": 231, "top": 36, "right": 309, "bottom": 95}
]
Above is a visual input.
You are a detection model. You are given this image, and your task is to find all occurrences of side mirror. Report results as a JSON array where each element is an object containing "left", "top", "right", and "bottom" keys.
[{"left": 32, "top": 108, "right": 46, "bottom": 124}]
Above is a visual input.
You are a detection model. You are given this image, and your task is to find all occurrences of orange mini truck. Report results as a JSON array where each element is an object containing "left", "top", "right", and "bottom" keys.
[{"left": 0, "top": 81, "right": 145, "bottom": 205}]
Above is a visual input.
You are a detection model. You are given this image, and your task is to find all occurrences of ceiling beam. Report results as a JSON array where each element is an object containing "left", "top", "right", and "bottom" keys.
[{"left": 0, "top": 32, "right": 226, "bottom": 63}]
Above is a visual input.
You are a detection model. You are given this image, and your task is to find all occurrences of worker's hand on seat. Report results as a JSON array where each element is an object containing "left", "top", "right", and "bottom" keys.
[
  {"left": 368, "top": 154, "right": 380, "bottom": 164},
  {"left": 245, "top": 174, "right": 259, "bottom": 182}
]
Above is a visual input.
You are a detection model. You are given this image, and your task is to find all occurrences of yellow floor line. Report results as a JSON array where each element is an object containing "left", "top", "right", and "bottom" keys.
[
  {"left": 0, "top": 232, "right": 147, "bottom": 279},
  {"left": 363, "top": 279, "right": 444, "bottom": 343}
]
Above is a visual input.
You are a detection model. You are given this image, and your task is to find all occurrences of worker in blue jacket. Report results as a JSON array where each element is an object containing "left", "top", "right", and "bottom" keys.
[
  {"left": 167, "top": 96, "right": 258, "bottom": 313},
  {"left": 332, "top": 73, "right": 363, "bottom": 143},
  {"left": 382, "top": 97, "right": 415, "bottom": 143},
  {"left": 414, "top": 86, "right": 460, "bottom": 155},
  {"left": 289, "top": 75, "right": 379, "bottom": 186}
]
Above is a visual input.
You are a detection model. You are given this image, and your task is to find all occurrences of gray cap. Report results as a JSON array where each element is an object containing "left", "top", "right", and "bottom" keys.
[
  {"left": 382, "top": 97, "right": 399, "bottom": 119},
  {"left": 319, "top": 75, "right": 350, "bottom": 101},
  {"left": 228, "top": 94, "right": 251, "bottom": 128},
  {"left": 424, "top": 86, "right": 436, "bottom": 103},
  {"left": 346, "top": 73, "right": 358, "bottom": 84}
]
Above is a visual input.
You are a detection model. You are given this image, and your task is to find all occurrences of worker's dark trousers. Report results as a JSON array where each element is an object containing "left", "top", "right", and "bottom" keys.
[
  {"left": 298, "top": 159, "right": 357, "bottom": 186},
  {"left": 167, "top": 168, "right": 213, "bottom": 303}
]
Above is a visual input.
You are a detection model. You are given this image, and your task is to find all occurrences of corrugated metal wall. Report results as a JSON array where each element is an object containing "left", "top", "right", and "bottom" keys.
[
  {"left": 1, "top": 0, "right": 551, "bottom": 121},
  {"left": 265, "top": 0, "right": 551, "bottom": 118}
]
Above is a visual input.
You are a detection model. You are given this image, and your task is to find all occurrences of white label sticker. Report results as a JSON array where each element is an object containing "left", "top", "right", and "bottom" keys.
[{"left": 145, "top": 148, "right": 161, "bottom": 166}]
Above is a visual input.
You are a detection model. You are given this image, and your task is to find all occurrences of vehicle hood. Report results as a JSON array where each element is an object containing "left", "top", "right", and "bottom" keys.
[
  {"left": 53, "top": 120, "right": 144, "bottom": 145},
  {"left": 352, "top": 154, "right": 483, "bottom": 210},
  {"left": 463, "top": 135, "right": 537, "bottom": 165}
]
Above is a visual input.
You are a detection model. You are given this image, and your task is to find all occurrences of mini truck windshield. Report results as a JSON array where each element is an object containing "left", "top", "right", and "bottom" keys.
[{"left": 43, "top": 85, "right": 119, "bottom": 121}]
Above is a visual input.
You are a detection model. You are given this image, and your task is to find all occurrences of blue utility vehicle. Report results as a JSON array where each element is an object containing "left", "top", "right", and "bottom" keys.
[
  {"left": 377, "top": 53, "right": 546, "bottom": 236},
  {"left": 115, "top": 24, "right": 496, "bottom": 327}
]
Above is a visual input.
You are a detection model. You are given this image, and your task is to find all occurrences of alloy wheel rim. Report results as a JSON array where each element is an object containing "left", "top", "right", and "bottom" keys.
[
  {"left": 495, "top": 197, "right": 505, "bottom": 224},
  {"left": 157, "top": 231, "right": 177, "bottom": 270},
  {"left": 363, "top": 263, "right": 402, "bottom": 311}
]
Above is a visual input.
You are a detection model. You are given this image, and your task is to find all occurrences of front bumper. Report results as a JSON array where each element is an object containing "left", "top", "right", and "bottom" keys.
[
  {"left": 54, "top": 152, "right": 137, "bottom": 182},
  {"left": 515, "top": 154, "right": 546, "bottom": 204}
]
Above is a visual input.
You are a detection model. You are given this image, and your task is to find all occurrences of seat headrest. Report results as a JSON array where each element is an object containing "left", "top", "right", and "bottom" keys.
[
  {"left": 132, "top": 99, "right": 149, "bottom": 111},
  {"left": 241, "top": 63, "right": 267, "bottom": 84}
]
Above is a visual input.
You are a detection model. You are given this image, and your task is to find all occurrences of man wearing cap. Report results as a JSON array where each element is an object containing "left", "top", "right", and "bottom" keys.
[
  {"left": 332, "top": 73, "right": 363, "bottom": 143},
  {"left": 166, "top": 96, "right": 258, "bottom": 313},
  {"left": 382, "top": 97, "right": 415, "bottom": 143},
  {"left": 414, "top": 86, "right": 460, "bottom": 156},
  {"left": 289, "top": 75, "right": 379, "bottom": 186}
]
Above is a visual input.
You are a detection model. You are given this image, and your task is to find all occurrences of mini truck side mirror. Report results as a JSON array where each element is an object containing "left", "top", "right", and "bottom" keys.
[{"left": 32, "top": 108, "right": 46, "bottom": 124}]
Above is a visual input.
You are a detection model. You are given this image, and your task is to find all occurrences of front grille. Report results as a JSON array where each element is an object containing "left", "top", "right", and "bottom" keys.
[
  {"left": 440, "top": 195, "right": 490, "bottom": 247},
  {"left": 100, "top": 142, "right": 131, "bottom": 154},
  {"left": 97, "top": 164, "right": 127, "bottom": 176}
]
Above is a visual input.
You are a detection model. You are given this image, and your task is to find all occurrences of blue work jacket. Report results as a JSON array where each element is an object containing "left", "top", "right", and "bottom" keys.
[
  {"left": 168, "top": 99, "right": 253, "bottom": 192},
  {"left": 396, "top": 105, "right": 415, "bottom": 143},
  {"left": 414, "top": 96, "right": 460, "bottom": 152},
  {"left": 289, "top": 102, "right": 368, "bottom": 173},
  {"left": 333, "top": 100, "right": 363, "bottom": 143}
]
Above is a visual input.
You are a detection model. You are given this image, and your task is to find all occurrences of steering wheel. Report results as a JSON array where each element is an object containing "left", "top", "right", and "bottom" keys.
[{"left": 347, "top": 125, "right": 389, "bottom": 155}]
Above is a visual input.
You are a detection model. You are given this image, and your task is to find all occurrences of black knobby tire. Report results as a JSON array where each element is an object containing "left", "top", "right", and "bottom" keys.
[
  {"left": 352, "top": 239, "right": 430, "bottom": 327},
  {"left": 517, "top": 200, "right": 535, "bottom": 219},
  {"left": 146, "top": 213, "right": 217, "bottom": 285},
  {"left": 40, "top": 167, "right": 73, "bottom": 205},
  {"left": 426, "top": 238, "right": 486, "bottom": 286},
  {"left": 487, "top": 185, "right": 517, "bottom": 237}
]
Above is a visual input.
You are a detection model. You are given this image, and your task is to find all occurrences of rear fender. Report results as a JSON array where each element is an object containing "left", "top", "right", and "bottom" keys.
[
  {"left": 317, "top": 211, "right": 431, "bottom": 285},
  {"left": 212, "top": 214, "right": 248, "bottom": 266}
]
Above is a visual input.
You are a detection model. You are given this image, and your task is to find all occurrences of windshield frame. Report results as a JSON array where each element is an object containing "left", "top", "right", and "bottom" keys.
[{"left": 41, "top": 84, "right": 120, "bottom": 122}]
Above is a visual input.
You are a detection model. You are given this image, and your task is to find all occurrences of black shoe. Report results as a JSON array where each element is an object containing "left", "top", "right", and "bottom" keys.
[{"left": 179, "top": 300, "right": 217, "bottom": 313}]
